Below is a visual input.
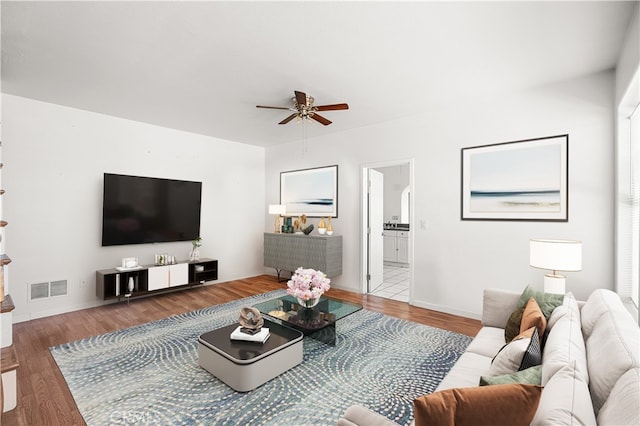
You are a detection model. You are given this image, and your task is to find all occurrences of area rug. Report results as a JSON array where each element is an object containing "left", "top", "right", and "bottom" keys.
[{"left": 50, "top": 290, "right": 472, "bottom": 425}]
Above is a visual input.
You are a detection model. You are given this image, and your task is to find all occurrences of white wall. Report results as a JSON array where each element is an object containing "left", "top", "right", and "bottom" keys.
[
  {"left": 266, "top": 71, "right": 615, "bottom": 318},
  {"left": 3, "top": 95, "right": 266, "bottom": 322},
  {"left": 374, "top": 164, "right": 410, "bottom": 224}
]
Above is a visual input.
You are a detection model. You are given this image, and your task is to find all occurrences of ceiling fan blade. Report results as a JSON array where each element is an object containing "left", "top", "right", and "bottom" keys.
[
  {"left": 256, "top": 105, "right": 291, "bottom": 110},
  {"left": 315, "top": 103, "right": 349, "bottom": 111},
  {"left": 294, "top": 91, "right": 307, "bottom": 107},
  {"left": 311, "top": 113, "right": 332, "bottom": 125},
  {"left": 279, "top": 114, "right": 298, "bottom": 125}
]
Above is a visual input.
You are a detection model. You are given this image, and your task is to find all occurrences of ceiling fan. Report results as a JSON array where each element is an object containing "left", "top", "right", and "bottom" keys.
[{"left": 256, "top": 90, "right": 349, "bottom": 125}]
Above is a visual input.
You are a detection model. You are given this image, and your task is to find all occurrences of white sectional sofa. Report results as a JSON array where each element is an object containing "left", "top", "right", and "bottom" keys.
[{"left": 338, "top": 288, "right": 639, "bottom": 425}]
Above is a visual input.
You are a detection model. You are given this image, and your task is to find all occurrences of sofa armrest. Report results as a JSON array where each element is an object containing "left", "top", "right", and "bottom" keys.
[
  {"left": 482, "top": 288, "right": 521, "bottom": 328},
  {"left": 337, "top": 405, "right": 402, "bottom": 426}
]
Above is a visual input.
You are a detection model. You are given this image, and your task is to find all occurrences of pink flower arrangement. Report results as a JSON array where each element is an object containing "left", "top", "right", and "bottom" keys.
[{"left": 287, "top": 267, "right": 331, "bottom": 303}]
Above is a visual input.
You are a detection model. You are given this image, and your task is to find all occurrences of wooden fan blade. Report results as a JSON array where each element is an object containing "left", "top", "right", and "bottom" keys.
[
  {"left": 256, "top": 105, "right": 291, "bottom": 110},
  {"left": 279, "top": 114, "right": 297, "bottom": 125},
  {"left": 315, "top": 103, "right": 349, "bottom": 111},
  {"left": 311, "top": 113, "right": 332, "bottom": 125},
  {"left": 294, "top": 91, "right": 307, "bottom": 106}
]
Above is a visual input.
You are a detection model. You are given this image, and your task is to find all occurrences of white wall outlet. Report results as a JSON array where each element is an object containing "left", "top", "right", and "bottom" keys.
[{"left": 420, "top": 219, "right": 428, "bottom": 230}]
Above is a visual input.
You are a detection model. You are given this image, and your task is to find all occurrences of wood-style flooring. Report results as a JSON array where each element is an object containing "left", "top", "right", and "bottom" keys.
[{"left": 1, "top": 275, "right": 481, "bottom": 425}]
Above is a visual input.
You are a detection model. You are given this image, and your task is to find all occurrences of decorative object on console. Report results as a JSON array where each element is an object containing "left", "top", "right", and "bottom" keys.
[
  {"left": 287, "top": 267, "right": 331, "bottom": 308},
  {"left": 317, "top": 218, "right": 327, "bottom": 235},
  {"left": 302, "top": 224, "right": 314, "bottom": 235},
  {"left": 268, "top": 204, "right": 286, "bottom": 233},
  {"left": 190, "top": 237, "right": 202, "bottom": 261},
  {"left": 461, "top": 134, "right": 568, "bottom": 221},
  {"left": 238, "top": 307, "right": 264, "bottom": 335},
  {"left": 529, "top": 239, "right": 582, "bottom": 294},
  {"left": 280, "top": 165, "right": 338, "bottom": 217},
  {"left": 127, "top": 277, "right": 134, "bottom": 294},
  {"left": 327, "top": 217, "right": 333, "bottom": 235}
]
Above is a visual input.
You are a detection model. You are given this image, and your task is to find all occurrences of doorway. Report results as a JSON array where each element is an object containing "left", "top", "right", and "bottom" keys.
[{"left": 361, "top": 159, "right": 413, "bottom": 303}]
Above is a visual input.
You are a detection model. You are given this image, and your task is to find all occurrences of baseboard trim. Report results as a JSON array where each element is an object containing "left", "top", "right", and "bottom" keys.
[{"left": 411, "top": 299, "right": 481, "bottom": 321}]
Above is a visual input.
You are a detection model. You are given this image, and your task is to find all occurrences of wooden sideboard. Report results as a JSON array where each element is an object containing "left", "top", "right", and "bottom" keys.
[{"left": 263, "top": 233, "right": 342, "bottom": 281}]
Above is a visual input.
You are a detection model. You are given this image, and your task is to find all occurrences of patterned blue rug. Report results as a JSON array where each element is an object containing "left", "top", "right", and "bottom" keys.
[{"left": 50, "top": 290, "right": 471, "bottom": 425}]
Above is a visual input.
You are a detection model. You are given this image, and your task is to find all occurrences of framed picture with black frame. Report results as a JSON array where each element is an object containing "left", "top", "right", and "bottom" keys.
[
  {"left": 280, "top": 165, "right": 338, "bottom": 217},
  {"left": 461, "top": 134, "right": 568, "bottom": 221}
]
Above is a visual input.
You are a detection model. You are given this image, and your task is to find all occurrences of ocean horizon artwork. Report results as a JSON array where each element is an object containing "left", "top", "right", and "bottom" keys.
[
  {"left": 461, "top": 135, "right": 568, "bottom": 221},
  {"left": 281, "top": 165, "right": 338, "bottom": 217}
]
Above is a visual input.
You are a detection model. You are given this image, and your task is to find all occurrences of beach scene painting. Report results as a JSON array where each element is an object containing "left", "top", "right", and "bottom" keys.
[
  {"left": 461, "top": 135, "right": 568, "bottom": 221},
  {"left": 280, "top": 165, "right": 338, "bottom": 217}
]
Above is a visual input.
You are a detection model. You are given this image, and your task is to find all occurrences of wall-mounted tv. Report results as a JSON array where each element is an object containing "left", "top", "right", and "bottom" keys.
[{"left": 101, "top": 173, "right": 202, "bottom": 246}]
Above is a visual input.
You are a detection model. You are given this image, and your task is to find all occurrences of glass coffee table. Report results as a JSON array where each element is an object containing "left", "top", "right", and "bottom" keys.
[{"left": 253, "top": 295, "right": 362, "bottom": 346}]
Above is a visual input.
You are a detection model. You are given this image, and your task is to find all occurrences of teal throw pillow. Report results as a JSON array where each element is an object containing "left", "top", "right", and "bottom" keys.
[
  {"left": 517, "top": 285, "right": 564, "bottom": 320},
  {"left": 479, "top": 365, "right": 542, "bottom": 386}
]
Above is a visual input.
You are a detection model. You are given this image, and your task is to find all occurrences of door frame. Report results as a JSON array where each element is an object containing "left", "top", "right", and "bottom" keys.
[{"left": 360, "top": 158, "right": 415, "bottom": 302}]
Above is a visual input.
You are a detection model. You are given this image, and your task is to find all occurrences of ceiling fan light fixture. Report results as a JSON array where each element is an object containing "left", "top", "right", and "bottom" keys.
[{"left": 257, "top": 90, "right": 348, "bottom": 126}]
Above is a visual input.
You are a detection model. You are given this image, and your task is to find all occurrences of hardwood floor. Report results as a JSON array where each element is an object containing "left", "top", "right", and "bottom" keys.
[{"left": 1, "top": 275, "right": 481, "bottom": 425}]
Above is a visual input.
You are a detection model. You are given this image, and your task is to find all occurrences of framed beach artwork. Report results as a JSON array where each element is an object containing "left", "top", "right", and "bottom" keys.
[
  {"left": 280, "top": 165, "right": 338, "bottom": 217},
  {"left": 461, "top": 134, "right": 568, "bottom": 221}
]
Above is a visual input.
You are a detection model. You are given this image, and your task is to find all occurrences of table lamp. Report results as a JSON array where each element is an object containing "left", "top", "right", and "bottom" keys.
[
  {"left": 268, "top": 204, "right": 286, "bottom": 233},
  {"left": 529, "top": 239, "right": 582, "bottom": 294}
]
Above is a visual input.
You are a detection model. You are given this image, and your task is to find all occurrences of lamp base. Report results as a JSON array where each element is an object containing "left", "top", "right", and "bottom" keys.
[{"left": 544, "top": 274, "right": 566, "bottom": 295}]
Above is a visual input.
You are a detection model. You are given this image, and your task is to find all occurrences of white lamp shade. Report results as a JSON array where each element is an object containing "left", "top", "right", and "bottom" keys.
[
  {"left": 530, "top": 239, "right": 582, "bottom": 272},
  {"left": 268, "top": 204, "right": 286, "bottom": 215}
]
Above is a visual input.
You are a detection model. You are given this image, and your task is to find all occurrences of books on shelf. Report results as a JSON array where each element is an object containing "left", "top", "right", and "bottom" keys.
[{"left": 230, "top": 326, "right": 270, "bottom": 343}]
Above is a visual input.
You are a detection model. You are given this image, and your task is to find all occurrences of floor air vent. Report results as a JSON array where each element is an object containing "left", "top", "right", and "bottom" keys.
[{"left": 30, "top": 280, "right": 68, "bottom": 301}]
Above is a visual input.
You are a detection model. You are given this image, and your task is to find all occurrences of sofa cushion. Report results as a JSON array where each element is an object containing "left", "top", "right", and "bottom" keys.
[
  {"left": 520, "top": 297, "right": 546, "bottom": 343},
  {"left": 436, "top": 352, "right": 492, "bottom": 391},
  {"left": 482, "top": 288, "right": 521, "bottom": 328},
  {"left": 581, "top": 288, "right": 628, "bottom": 339},
  {"left": 504, "top": 305, "right": 525, "bottom": 342},
  {"left": 586, "top": 309, "right": 640, "bottom": 413},
  {"left": 517, "top": 285, "right": 564, "bottom": 320},
  {"left": 597, "top": 368, "right": 640, "bottom": 426},
  {"left": 413, "top": 383, "right": 542, "bottom": 426},
  {"left": 541, "top": 292, "right": 588, "bottom": 386},
  {"left": 465, "top": 327, "right": 507, "bottom": 358},
  {"left": 479, "top": 365, "right": 542, "bottom": 386},
  {"left": 531, "top": 361, "right": 596, "bottom": 426},
  {"left": 489, "top": 327, "right": 540, "bottom": 376}
]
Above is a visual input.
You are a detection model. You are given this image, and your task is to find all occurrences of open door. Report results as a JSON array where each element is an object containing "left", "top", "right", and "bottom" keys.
[{"left": 368, "top": 169, "right": 384, "bottom": 292}]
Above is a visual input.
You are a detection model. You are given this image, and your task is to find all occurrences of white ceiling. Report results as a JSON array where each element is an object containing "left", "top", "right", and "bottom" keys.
[{"left": 1, "top": 1, "right": 635, "bottom": 147}]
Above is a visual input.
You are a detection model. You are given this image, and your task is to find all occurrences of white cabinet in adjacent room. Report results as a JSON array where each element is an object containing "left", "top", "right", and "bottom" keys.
[
  {"left": 383, "top": 230, "right": 410, "bottom": 264},
  {"left": 397, "top": 231, "right": 409, "bottom": 263},
  {"left": 383, "top": 231, "right": 397, "bottom": 262}
]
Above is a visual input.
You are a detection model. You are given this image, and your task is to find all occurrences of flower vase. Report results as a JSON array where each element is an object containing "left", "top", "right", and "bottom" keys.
[
  {"left": 297, "top": 297, "right": 320, "bottom": 309},
  {"left": 189, "top": 249, "right": 200, "bottom": 261}
]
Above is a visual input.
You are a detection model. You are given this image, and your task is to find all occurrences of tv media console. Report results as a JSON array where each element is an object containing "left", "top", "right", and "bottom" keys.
[{"left": 96, "top": 258, "right": 218, "bottom": 301}]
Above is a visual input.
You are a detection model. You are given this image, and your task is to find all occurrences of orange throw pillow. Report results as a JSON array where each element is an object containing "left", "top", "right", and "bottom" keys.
[
  {"left": 520, "top": 297, "right": 546, "bottom": 342},
  {"left": 413, "top": 384, "right": 542, "bottom": 426}
]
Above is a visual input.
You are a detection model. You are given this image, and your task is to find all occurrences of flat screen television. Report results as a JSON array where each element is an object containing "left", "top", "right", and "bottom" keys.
[{"left": 101, "top": 173, "right": 202, "bottom": 246}]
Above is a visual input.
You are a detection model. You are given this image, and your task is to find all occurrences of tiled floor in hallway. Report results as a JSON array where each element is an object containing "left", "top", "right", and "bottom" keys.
[{"left": 370, "top": 262, "right": 409, "bottom": 302}]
